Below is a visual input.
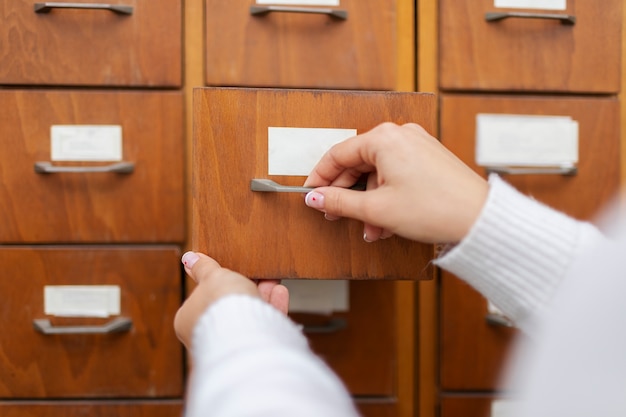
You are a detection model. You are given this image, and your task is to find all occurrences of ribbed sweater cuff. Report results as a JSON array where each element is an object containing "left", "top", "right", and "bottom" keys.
[
  {"left": 192, "top": 294, "right": 309, "bottom": 367},
  {"left": 435, "top": 175, "right": 604, "bottom": 331}
]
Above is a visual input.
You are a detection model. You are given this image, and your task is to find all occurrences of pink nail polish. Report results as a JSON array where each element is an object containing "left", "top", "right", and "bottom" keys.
[
  {"left": 305, "top": 191, "right": 325, "bottom": 209},
  {"left": 182, "top": 251, "right": 200, "bottom": 269}
]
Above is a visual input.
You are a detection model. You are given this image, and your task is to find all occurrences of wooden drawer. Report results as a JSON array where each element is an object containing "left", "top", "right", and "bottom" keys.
[
  {"left": 440, "top": 395, "right": 496, "bottom": 417},
  {"left": 192, "top": 87, "right": 435, "bottom": 280},
  {"left": 439, "top": 94, "right": 619, "bottom": 390},
  {"left": 0, "top": 90, "right": 184, "bottom": 244},
  {"left": 0, "top": 400, "right": 183, "bottom": 417},
  {"left": 0, "top": 1, "right": 181, "bottom": 87},
  {"left": 204, "top": 0, "right": 399, "bottom": 89},
  {"left": 291, "top": 281, "right": 395, "bottom": 395},
  {"left": 439, "top": 0, "right": 622, "bottom": 93},
  {"left": 0, "top": 246, "right": 184, "bottom": 398}
]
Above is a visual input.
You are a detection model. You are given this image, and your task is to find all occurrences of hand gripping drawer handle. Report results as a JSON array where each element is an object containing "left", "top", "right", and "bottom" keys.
[
  {"left": 485, "top": 11, "right": 575, "bottom": 25},
  {"left": 34, "top": 2, "right": 133, "bottom": 15},
  {"left": 251, "top": 179, "right": 366, "bottom": 193},
  {"left": 33, "top": 317, "right": 132, "bottom": 335},
  {"left": 34, "top": 161, "right": 135, "bottom": 174},
  {"left": 250, "top": 5, "right": 348, "bottom": 20}
]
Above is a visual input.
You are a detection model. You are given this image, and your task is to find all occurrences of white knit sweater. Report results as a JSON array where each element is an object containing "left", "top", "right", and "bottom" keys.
[{"left": 185, "top": 175, "right": 620, "bottom": 417}]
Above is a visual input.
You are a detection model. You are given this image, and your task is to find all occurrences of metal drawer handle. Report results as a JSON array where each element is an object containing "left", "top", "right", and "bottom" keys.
[
  {"left": 33, "top": 317, "right": 132, "bottom": 335},
  {"left": 250, "top": 5, "right": 348, "bottom": 20},
  {"left": 485, "top": 165, "right": 577, "bottom": 176},
  {"left": 485, "top": 11, "right": 575, "bottom": 25},
  {"left": 251, "top": 179, "right": 365, "bottom": 193},
  {"left": 485, "top": 313, "right": 515, "bottom": 328},
  {"left": 302, "top": 318, "right": 347, "bottom": 334},
  {"left": 34, "top": 2, "right": 133, "bottom": 15},
  {"left": 34, "top": 161, "right": 135, "bottom": 174}
]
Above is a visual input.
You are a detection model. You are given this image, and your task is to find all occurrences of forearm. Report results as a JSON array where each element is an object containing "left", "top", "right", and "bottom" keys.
[
  {"left": 435, "top": 175, "right": 605, "bottom": 332},
  {"left": 185, "top": 295, "right": 360, "bottom": 417}
]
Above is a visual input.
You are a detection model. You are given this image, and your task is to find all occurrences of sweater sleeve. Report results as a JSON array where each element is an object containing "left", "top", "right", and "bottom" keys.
[
  {"left": 184, "top": 294, "right": 360, "bottom": 417},
  {"left": 434, "top": 174, "right": 605, "bottom": 332}
]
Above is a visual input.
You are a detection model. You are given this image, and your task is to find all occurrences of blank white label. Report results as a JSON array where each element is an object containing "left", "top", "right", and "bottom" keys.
[
  {"left": 282, "top": 280, "right": 349, "bottom": 314},
  {"left": 256, "top": 0, "right": 340, "bottom": 5},
  {"left": 268, "top": 127, "right": 356, "bottom": 176},
  {"left": 44, "top": 285, "right": 121, "bottom": 318},
  {"left": 494, "top": 0, "right": 566, "bottom": 10},
  {"left": 476, "top": 114, "right": 578, "bottom": 167},
  {"left": 51, "top": 125, "right": 123, "bottom": 161}
]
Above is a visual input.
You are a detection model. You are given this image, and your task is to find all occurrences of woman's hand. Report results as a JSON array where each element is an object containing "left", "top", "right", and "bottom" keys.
[
  {"left": 174, "top": 251, "right": 289, "bottom": 349},
  {"left": 304, "top": 122, "right": 489, "bottom": 243}
]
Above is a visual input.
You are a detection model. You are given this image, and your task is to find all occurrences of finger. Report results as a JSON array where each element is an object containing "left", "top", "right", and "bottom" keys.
[
  {"left": 181, "top": 251, "right": 221, "bottom": 284},
  {"left": 305, "top": 186, "right": 377, "bottom": 225},
  {"left": 269, "top": 284, "right": 289, "bottom": 315},
  {"left": 363, "top": 223, "right": 384, "bottom": 243},
  {"left": 257, "top": 279, "right": 281, "bottom": 303}
]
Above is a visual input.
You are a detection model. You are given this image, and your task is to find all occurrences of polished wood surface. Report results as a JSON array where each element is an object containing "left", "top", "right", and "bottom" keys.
[
  {"left": 292, "top": 281, "right": 395, "bottom": 395},
  {"left": 0, "top": 401, "right": 183, "bottom": 417},
  {"left": 439, "top": 0, "right": 623, "bottom": 93},
  {"left": 440, "top": 395, "right": 495, "bottom": 417},
  {"left": 0, "top": 247, "right": 183, "bottom": 398},
  {"left": 0, "top": 90, "right": 185, "bottom": 243},
  {"left": 204, "top": 0, "right": 397, "bottom": 89},
  {"left": 192, "top": 87, "right": 435, "bottom": 280},
  {"left": 0, "top": 0, "right": 181, "bottom": 87},
  {"left": 439, "top": 94, "right": 620, "bottom": 390}
]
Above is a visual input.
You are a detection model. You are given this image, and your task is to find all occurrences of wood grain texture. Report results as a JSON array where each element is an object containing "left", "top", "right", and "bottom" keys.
[
  {"left": 439, "top": 395, "right": 495, "bottom": 417},
  {"left": 439, "top": 94, "right": 620, "bottom": 390},
  {"left": 0, "top": 247, "right": 183, "bottom": 398},
  {"left": 0, "top": 0, "right": 182, "bottom": 87},
  {"left": 0, "top": 401, "right": 183, "bottom": 416},
  {"left": 192, "top": 87, "right": 435, "bottom": 280},
  {"left": 0, "top": 90, "right": 185, "bottom": 243},
  {"left": 205, "top": 0, "right": 397, "bottom": 89},
  {"left": 439, "top": 0, "right": 623, "bottom": 93}
]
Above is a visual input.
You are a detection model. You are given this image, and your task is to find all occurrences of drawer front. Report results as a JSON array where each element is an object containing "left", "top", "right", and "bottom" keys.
[
  {"left": 291, "top": 281, "right": 395, "bottom": 396},
  {"left": 192, "top": 87, "right": 435, "bottom": 280},
  {"left": 439, "top": 0, "right": 622, "bottom": 93},
  {"left": 0, "top": 247, "right": 183, "bottom": 398},
  {"left": 440, "top": 395, "right": 496, "bottom": 417},
  {"left": 205, "top": 0, "right": 397, "bottom": 89},
  {"left": 439, "top": 94, "right": 620, "bottom": 390},
  {"left": 0, "top": 1, "right": 181, "bottom": 87},
  {"left": 0, "top": 401, "right": 183, "bottom": 417},
  {"left": 0, "top": 90, "right": 184, "bottom": 244}
]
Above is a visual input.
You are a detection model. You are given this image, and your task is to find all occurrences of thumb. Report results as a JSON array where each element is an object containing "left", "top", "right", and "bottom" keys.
[{"left": 304, "top": 187, "right": 370, "bottom": 223}]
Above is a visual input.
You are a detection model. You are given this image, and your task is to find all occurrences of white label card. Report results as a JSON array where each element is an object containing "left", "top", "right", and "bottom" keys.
[
  {"left": 44, "top": 285, "right": 121, "bottom": 318},
  {"left": 475, "top": 114, "right": 578, "bottom": 167},
  {"left": 51, "top": 125, "right": 123, "bottom": 162},
  {"left": 494, "top": 0, "right": 566, "bottom": 10},
  {"left": 268, "top": 127, "right": 356, "bottom": 176},
  {"left": 282, "top": 280, "right": 349, "bottom": 314},
  {"left": 256, "top": 0, "right": 340, "bottom": 5}
]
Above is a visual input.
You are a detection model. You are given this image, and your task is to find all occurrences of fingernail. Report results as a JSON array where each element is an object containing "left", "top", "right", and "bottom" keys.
[
  {"left": 305, "top": 191, "right": 325, "bottom": 209},
  {"left": 363, "top": 233, "right": 373, "bottom": 243},
  {"left": 182, "top": 251, "right": 200, "bottom": 269}
]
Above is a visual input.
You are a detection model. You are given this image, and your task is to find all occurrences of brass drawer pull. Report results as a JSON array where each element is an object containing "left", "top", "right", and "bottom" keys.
[
  {"left": 34, "top": 161, "right": 135, "bottom": 174},
  {"left": 485, "top": 165, "right": 577, "bottom": 176},
  {"left": 34, "top": 2, "right": 133, "bottom": 15},
  {"left": 33, "top": 317, "right": 132, "bottom": 335},
  {"left": 302, "top": 318, "right": 347, "bottom": 334},
  {"left": 250, "top": 5, "right": 348, "bottom": 20},
  {"left": 485, "top": 11, "right": 575, "bottom": 25},
  {"left": 251, "top": 178, "right": 365, "bottom": 193}
]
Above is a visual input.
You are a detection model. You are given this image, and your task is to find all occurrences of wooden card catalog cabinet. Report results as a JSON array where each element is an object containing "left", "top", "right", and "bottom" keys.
[
  {"left": 204, "top": 0, "right": 398, "bottom": 89},
  {"left": 0, "top": 0, "right": 181, "bottom": 87},
  {"left": 439, "top": 0, "right": 623, "bottom": 93},
  {"left": 192, "top": 87, "right": 435, "bottom": 280}
]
